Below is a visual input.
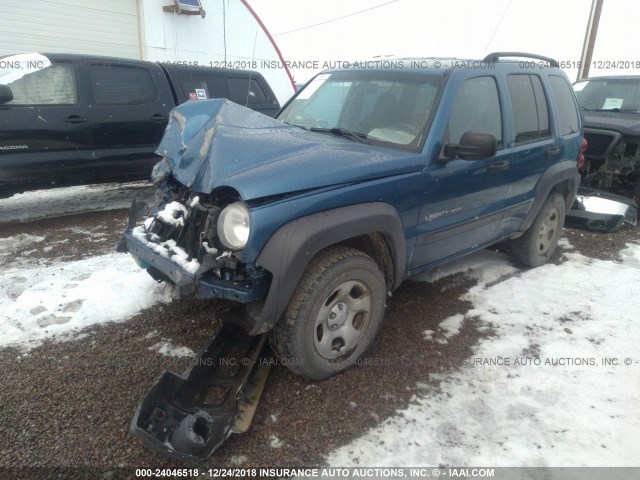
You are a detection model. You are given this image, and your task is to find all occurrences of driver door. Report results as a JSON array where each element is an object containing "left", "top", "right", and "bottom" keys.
[{"left": 410, "top": 75, "right": 510, "bottom": 269}]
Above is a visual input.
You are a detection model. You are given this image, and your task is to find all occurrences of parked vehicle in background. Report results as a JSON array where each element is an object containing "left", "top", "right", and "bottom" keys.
[
  {"left": 0, "top": 53, "right": 280, "bottom": 198},
  {"left": 573, "top": 75, "right": 640, "bottom": 202}
]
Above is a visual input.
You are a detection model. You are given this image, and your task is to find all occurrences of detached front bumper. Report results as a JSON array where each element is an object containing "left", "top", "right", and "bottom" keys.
[{"left": 124, "top": 231, "right": 270, "bottom": 303}]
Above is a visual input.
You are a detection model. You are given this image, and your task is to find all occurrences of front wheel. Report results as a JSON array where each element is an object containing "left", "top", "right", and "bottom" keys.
[
  {"left": 510, "top": 192, "right": 566, "bottom": 268},
  {"left": 269, "top": 246, "right": 387, "bottom": 380}
]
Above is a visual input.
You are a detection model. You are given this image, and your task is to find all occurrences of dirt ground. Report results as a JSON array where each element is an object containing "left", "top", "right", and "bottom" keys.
[{"left": 0, "top": 195, "right": 638, "bottom": 476}]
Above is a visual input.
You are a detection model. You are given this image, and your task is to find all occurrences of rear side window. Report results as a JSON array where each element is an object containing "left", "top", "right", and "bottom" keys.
[
  {"left": 507, "top": 74, "right": 551, "bottom": 144},
  {"left": 548, "top": 75, "right": 580, "bottom": 136},
  {"left": 226, "top": 78, "right": 268, "bottom": 104},
  {"left": 6, "top": 63, "right": 78, "bottom": 105},
  {"left": 88, "top": 65, "right": 156, "bottom": 105},
  {"left": 178, "top": 73, "right": 226, "bottom": 100},
  {"left": 447, "top": 76, "right": 503, "bottom": 146}
]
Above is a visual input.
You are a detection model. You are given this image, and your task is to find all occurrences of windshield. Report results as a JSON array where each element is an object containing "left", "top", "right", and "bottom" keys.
[
  {"left": 573, "top": 78, "right": 640, "bottom": 112},
  {"left": 278, "top": 70, "right": 441, "bottom": 150}
]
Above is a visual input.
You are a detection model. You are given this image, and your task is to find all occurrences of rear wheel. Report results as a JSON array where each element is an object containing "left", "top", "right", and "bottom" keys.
[
  {"left": 269, "top": 246, "right": 386, "bottom": 380},
  {"left": 510, "top": 192, "right": 565, "bottom": 268}
]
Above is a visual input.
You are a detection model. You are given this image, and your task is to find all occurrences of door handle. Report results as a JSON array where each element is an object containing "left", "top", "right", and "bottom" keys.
[
  {"left": 487, "top": 160, "right": 510, "bottom": 173},
  {"left": 63, "top": 115, "right": 87, "bottom": 124},
  {"left": 545, "top": 147, "right": 561, "bottom": 157},
  {"left": 149, "top": 114, "right": 168, "bottom": 123}
]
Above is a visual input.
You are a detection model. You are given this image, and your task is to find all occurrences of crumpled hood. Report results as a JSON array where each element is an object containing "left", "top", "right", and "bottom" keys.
[
  {"left": 156, "top": 99, "right": 421, "bottom": 200},
  {"left": 583, "top": 111, "right": 640, "bottom": 136}
]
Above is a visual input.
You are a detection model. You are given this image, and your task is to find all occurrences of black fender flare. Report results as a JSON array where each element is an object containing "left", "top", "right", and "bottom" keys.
[
  {"left": 515, "top": 161, "right": 580, "bottom": 236},
  {"left": 249, "top": 202, "right": 406, "bottom": 334}
]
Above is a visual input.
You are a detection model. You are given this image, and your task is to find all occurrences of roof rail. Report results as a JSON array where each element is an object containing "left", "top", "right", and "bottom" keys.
[{"left": 483, "top": 52, "right": 559, "bottom": 68}]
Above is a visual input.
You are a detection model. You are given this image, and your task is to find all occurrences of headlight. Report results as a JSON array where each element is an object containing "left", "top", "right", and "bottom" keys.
[{"left": 217, "top": 202, "right": 250, "bottom": 250}]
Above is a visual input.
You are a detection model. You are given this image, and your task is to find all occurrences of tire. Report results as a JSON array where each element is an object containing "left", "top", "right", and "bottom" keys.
[
  {"left": 510, "top": 192, "right": 566, "bottom": 268},
  {"left": 269, "top": 246, "right": 386, "bottom": 381}
]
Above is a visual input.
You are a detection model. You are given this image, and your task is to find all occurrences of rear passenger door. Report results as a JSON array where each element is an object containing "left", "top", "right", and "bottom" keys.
[
  {"left": 83, "top": 61, "right": 172, "bottom": 178},
  {"left": 498, "top": 74, "right": 558, "bottom": 236}
]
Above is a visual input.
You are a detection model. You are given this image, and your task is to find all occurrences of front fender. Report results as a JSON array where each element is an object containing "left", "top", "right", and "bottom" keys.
[{"left": 247, "top": 202, "right": 406, "bottom": 334}]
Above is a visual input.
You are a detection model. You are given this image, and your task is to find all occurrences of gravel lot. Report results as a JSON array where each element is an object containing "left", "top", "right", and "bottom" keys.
[{"left": 0, "top": 186, "right": 638, "bottom": 475}]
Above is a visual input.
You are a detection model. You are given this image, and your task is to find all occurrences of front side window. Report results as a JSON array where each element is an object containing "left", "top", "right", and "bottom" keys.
[
  {"left": 5, "top": 63, "right": 78, "bottom": 105},
  {"left": 447, "top": 76, "right": 503, "bottom": 146},
  {"left": 88, "top": 65, "right": 156, "bottom": 105},
  {"left": 278, "top": 70, "right": 441, "bottom": 150},
  {"left": 507, "top": 74, "right": 551, "bottom": 144}
]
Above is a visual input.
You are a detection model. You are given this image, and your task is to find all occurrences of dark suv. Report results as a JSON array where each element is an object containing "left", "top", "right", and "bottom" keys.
[
  {"left": 123, "top": 52, "right": 582, "bottom": 381},
  {"left": 573, "top": 75, "right": 640, "bottom": 201}
]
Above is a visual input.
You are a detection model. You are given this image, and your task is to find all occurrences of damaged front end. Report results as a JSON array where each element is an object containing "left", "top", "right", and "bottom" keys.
[
  {"left": 124, "top": 180, "right": 269, "bottom": 303},
  {"left": 121, "top": 100, "right": 284, "bottom": 462},
  {"left": 120, "top": 100, "right": 281, "bottom": 325},
  {"left": 582, "top": 129, "right": 640, "bottom": 199}
]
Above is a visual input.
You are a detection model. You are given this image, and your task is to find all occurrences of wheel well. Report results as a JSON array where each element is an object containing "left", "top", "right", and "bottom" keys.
[
  {"left": 550, "top": 178, "right": 575, "bottom": 210},
  {"left": 334, "top": 233, "right": 395, "bottom": 289}
]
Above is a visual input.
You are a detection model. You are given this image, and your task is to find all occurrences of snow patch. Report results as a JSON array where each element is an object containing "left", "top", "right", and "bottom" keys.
[
  {"left": 0, "top": 253, "right": 174, "bottom": 350},
  {"left": 326, "top": 245, "right": 640, "bottom": 467},
  {"left": 149, "top": 341, "right": 195, "bottom": 358},
  {"left": 438, "top": 314, "right": 464, "bottom": 338},
  {"left": 156, "top": 201, "right": 188, "bottom": 227},
  {"left": 415, "top": 249, "right": 518, "bottom": 286},
  {"left": 132, "top": 226, "right": 200, "bottom": 274},
  {"left": 269, "top": 434, "right": 284, "bottom": 449}
]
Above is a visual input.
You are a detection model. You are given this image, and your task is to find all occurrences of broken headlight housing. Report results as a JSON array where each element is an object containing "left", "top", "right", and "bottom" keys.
[{"left": 217, "top": 201, "right": 250, "bottom": 250}]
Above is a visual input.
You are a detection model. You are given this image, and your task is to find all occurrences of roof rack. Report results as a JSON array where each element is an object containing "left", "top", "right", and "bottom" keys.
[{"left": 483, "top": 52, "right": 559, "bottom": 68}]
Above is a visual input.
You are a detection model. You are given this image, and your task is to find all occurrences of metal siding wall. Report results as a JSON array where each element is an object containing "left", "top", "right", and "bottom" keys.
[
  {"left": 141, "top": 0, "right": 294, "bottom": 105},
  {"left": 0, "top": 0, "right": 141, "bottom": 59}
]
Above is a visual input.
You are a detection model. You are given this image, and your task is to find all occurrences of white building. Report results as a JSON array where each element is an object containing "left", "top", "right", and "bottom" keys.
[{"left": 0, "top": 0, "right": 295, "bottom": 105}]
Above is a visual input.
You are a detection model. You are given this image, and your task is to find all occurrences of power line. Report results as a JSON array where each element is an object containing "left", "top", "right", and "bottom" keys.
[{"left": 273, "top": 0, "right": 400, "bottom": 36}]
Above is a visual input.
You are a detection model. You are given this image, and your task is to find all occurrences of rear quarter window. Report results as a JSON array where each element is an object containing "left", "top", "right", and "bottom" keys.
[
  {"left": 88, "top": 65, "right": 157, "bottom": 105},
  {"left": 548, "top": 75, "right": 580, "bottom": 136}
]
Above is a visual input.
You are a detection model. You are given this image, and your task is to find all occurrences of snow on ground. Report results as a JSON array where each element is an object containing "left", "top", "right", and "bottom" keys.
[
  {"left": 149, "top": 340, "right": 195, "bottom": 358},
  {"left": 414, "top": 249, "right": 519, "bottom": 285},
  {"left": 0, "top": 182, "right": 154, "bottom": 224},
  {"left": 327, "top": 241, "right": 640, "bottom": 467},
  {"left": 0, "top": 252, "right": 173, "bottom": 350}
]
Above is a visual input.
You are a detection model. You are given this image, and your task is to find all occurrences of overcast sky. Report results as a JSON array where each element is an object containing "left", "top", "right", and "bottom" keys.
[{"left": 249, "top": 0, "right": 640, "bottom": 83}]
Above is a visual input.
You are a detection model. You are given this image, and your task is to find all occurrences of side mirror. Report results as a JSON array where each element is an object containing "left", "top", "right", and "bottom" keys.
[
  {"left": 443, "top": 131, "right": 497, "bottom": 161},
  {"left": 0, "top": 85, "right": 13, "bottom": 104}
]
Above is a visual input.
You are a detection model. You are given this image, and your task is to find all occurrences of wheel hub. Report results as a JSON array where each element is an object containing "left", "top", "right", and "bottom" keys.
[
  {"left": 327, "top": 302, "right": 347, "bottom": 330},
  {"left": 313, "top": 280, "right": 372, "bottom": 359}
]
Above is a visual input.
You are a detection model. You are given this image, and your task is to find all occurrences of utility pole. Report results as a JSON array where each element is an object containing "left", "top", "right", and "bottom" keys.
[{"left": 577, "top": 0, "right": 604, "bottom": 81}]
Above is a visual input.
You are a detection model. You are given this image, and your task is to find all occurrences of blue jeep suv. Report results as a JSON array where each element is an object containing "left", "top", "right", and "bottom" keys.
[{"left": 123, "top": 52, "right": 583, "bottom": 381}]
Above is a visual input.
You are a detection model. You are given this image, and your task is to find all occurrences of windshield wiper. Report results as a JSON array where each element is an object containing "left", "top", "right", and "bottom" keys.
[
  {"left": 309, "top": 127, "right": 369, "bottom": 143},
  {"left": 591, "top": 108, "right": 640, "bottom": 113}
]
